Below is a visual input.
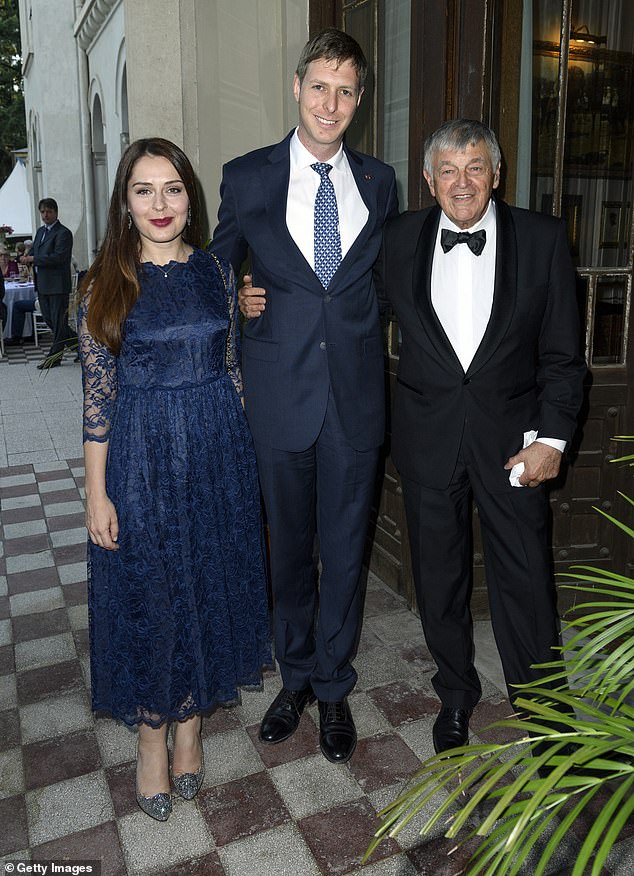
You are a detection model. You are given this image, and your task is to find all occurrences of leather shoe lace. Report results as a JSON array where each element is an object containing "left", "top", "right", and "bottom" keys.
[
  {"left": 259, "top": 685, "right": 315, "bottom": 744},
  {"left": 319, "top": 698, "right": 357, "bottom": 763},
  {"left": 432, "top": 706, "right": 472, "bottom": 754}
]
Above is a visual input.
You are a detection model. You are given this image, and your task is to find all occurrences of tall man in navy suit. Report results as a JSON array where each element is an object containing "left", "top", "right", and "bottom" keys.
[
  {"left": 375, "top": 120, "right": 586, "bottom": 754},
  {"left": 20, "top": 198, "right": 77, "bottom": 367},
  {"left": 211, "top": 29, "right": 398, "bottom": 762}
]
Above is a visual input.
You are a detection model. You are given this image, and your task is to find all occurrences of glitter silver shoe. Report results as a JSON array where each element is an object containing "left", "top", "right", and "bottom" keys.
[
  {"left": 171, "top": 749, "right": 205, "bottom": 800},
  {"left": 136, "top": 740, "right": 172, "bottom": 821}
]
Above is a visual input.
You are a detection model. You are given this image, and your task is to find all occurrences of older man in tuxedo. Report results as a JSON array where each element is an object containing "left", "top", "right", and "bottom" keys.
[
  {"left": 212, "top": 29, "right": 398, "bottom": 763},
  {"left": 21, "top": 198, "right": 77, "bottom": 367},
  {"left": 375, "top": 119, "right": 586, "bottom": 754}
]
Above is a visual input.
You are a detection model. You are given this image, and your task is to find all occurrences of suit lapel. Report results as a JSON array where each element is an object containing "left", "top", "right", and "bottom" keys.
[
  {"left": 466, "top": 199, "right": 517, "bottom": 376},
  {"left": 412, "top": 205, "right": 464, "bottom": 374},
  {"left": 328, "top": 146, "right": 377, "bottom": 289}
]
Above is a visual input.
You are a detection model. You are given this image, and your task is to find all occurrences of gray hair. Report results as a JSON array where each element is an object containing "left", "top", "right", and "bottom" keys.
[{"left": 423, "top": 119, "right": 501, "bottom": 176}]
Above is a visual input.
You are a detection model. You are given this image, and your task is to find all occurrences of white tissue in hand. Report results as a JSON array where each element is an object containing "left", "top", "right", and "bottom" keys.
[{"left": 509, "top": 430, "right": 538, "bottom": 487}]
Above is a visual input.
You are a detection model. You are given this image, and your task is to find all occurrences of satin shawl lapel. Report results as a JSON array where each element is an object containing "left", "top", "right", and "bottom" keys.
[
  {"left": 412, "top": 205, "right": 464, "bottom": 374},
  {"left": 466, "top": 199, "right": 518, "bottom": 376}
]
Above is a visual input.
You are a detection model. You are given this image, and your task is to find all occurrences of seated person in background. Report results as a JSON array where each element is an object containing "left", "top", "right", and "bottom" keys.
[
  {"left": 4, "top": 297, "right": 36, "bottom": 346},
  {"left": 0, "top": 272, "right": 6, "bottom": 334},
  {"left": 0, "top": 249, "right": 19, "bottom": 278}
]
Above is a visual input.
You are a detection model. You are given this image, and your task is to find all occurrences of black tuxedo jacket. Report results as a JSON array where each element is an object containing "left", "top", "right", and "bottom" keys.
[
  {"left": 375, "top": 199, "right": 587, "bottom": 492},
  {"left": 211, "top": 131, "right": 398, "bottom": 452},
  {"left": 31, "top": 221, "right": 73, "bottom": 296}
]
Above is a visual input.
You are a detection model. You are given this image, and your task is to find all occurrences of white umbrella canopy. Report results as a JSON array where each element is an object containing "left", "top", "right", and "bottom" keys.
[{"left": 0, "top": 159, "right": 34, "bottom": 239}]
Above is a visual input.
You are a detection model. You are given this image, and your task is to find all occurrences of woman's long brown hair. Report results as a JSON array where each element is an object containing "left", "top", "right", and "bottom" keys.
[{"left": 81, "top": 138, "right": 203, "bottom": 354}]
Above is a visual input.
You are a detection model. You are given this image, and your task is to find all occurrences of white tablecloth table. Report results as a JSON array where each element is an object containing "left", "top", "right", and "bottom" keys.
[{"left": 2, "top": 281, "right": 36, "bottom": 339}]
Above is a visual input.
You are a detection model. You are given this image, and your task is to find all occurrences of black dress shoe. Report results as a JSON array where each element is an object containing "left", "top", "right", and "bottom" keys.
[
  {"left": 259, "top": 686, "right": 315, "bottom": 744},
  {"left": 318, "top": 698, "right": 357, "bottom": 763},
  {"left": 432, "top": 706, "right": 472, "bottom": 754}
]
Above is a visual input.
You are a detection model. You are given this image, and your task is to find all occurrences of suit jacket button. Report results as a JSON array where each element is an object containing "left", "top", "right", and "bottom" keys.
[
  {"left": 324, "top": 294, "right": 332, "bottom": 303},
  {"left": 463, "top": 377, "right": 471, "bottom": 385},
  {"left": 319, "top": 341, "right": 327, "bottom": 350}
]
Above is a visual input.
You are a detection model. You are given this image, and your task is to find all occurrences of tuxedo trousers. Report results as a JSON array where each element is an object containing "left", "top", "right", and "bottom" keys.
[
  {"left": 401, "top": 432, "right": 561, "bottom": 710},
  {"left": 253, "top": 389, "right": 379, "bottom": 701}
]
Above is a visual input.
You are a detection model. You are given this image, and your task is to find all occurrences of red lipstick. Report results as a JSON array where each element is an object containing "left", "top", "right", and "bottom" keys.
[{"left": 150, "top": 218, "right": 172, "bottom": 227}]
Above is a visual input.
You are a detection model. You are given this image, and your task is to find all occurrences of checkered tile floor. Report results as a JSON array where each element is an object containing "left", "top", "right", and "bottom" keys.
[{"left": 2, "top": 461, "right": 633, "bottom": 875}]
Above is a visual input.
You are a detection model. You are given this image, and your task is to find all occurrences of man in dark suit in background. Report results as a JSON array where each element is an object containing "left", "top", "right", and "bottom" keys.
[
  {"left": 212, "top": 29, "right": 398, "bottom": 763},
  {"left": 20, "top": 198, "right": 77, "bottom": 367},
  {"left": 375, "top": 119, "right": 586, "bottom": 754}
]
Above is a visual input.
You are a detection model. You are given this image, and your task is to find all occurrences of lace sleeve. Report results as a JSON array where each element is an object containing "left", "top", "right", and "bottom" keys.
[
  {"left": 78, "top": 292, "right": 118, "bottom": 443},
  {"left": 210, "top": 252, "right": 243, "bottom": 399}
]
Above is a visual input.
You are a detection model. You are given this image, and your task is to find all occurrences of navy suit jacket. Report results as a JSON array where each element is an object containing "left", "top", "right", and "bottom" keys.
[
  {"left": 375, "top": 199, "right": 587, "bottom": 492},
  {"left": 31, "top": 221, "right": 73, "bottom": 296},
  {"left": 211, "top": 131, "right": 398, "bottom": 452}
]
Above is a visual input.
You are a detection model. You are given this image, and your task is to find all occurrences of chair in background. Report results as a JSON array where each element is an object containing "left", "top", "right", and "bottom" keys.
[{"left": 33, "top": 298, "right": 52, "bottom": 348}]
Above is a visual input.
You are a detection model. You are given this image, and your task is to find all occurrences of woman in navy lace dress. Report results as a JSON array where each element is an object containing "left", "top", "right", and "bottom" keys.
[{"left": 79, "top": 138, "right": 271, "bottom": 821}]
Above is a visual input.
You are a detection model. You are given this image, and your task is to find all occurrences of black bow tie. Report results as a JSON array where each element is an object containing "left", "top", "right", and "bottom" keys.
[{"left": 441, "top": 228, "right": 486, "bottom": 256}]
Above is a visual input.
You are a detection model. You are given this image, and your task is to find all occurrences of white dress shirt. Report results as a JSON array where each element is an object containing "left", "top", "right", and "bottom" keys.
[
  {"left": 431, "top": 199, "right": 565, "bottom": 456},
  {"left": 286, "top": 129, "right": 368, "bottom": 269}
]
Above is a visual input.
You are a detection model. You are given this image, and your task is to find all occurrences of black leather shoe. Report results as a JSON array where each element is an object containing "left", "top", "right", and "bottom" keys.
[
  {"left": 432, "top": 706, "right": 472, "bottom": 754},
  {"left": 259, "top": 686, "right": 315, "bottom": 744},
  {"left": 318, "top": 698, "right": 357, "bottom": 763}
]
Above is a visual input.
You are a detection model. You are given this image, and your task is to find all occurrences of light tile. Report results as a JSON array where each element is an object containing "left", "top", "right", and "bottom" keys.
[
  {"left": 43, "top": 501, "right": 85, "bottom": 518},
  {"left": 395, "top": 717, "right": 437, "bottom": 763},
  {"left": 366, "top": 610, "right": 425, "bottom": 645},
  {"left": 37, "top": 477, "right": 76, "bottom": 493},
  {"left": 67, "top": 603, "right": 89, "bottom": 630},
  {"left": 26, "top": 770, "right": 113, "bottom": 846},
  {"left": 355, "top": 647, "right": 419, "bottom": 690},
  {"left": 367, "top": 782, "right": 449, "bottom": 851},
  {"left": 0, "top": 473, "right": 36, "bottom": 488},
  {"left": 94, "top": 719, "right": 136, "bottom": 767},
  {"left": 6, "top": 550, "right": 54, "bottom": 575},
  {"left": 201, "top": 728, "right": 264, "bottom": 786},
  {"left": 3, "top": 518, "right": 46, "bottom": 538},
  {"left": 233, "top": 673, "right": 282, "bottom": 726},
  {"left": 32, "top": 461, "right": 70, "bottom": 473},
  {"left": 19, "top": 691, "right": 93, "bottom": 744},
  {"left": 0, "top": 575, "right": 7, "bottom": 598},
  {"left": 0, "top": 618, "right": 12, "bottom": 647},
  {"left": 0, "top": 747, "right": 24, "bottom": 798},
  {"left": 219, "top": 824, "right": 320, "bottom": 876},
  {"left": 353, "top": 854, "right": 418, "bottom": 875},
  {"left": 0, "top": 494, "right": 42, "bottom": 512},
  {"left": 14, "top": 632, "right": 77, "bottom": 672},
  {"left": 117, "top": 805, "right": 214, "bottom": 874},
  {"left": 49, "top": 527, "right": 86, "bottom": 548},
  {"left": 70, "top": 466, "right": 85, "bottom": 477},
  {"left": 58, "top": 562, "right": 87, "bottom": 585},
  {"left": 348, "top": 691, "right": 393, "bottom": 739},
  {"left": 9, "top": 586, "right": 64, "bottom": 617},
  {"left": 269, "top": 753, "right": 364, "bottom": 819},
  {"left": 0, "top": 673, "right": 17, "bottom": 710},
  {"left": 8, "top": 451, "right": 60, "bottom": 466}
]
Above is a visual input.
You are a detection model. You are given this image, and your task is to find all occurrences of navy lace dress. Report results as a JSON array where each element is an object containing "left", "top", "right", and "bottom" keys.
[{"left": 79, "top": 248, "right": 271, "bottom": 727}]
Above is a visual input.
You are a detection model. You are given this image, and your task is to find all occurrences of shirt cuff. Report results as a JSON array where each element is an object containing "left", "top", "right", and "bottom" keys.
[{"left": 536, "top": 437, "right": 566, "bottom": 453}]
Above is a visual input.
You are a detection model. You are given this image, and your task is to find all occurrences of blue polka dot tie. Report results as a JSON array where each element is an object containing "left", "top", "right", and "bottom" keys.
[{"left": 311, "top": 162, "right": 342, "bottom": 289}]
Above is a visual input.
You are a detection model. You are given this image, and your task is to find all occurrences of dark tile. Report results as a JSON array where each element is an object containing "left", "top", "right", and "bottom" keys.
[
  {"left": 7, "top": 564, "right": 60, "bottom": 595},
  {"left": 12, "top": 606, "right": 70, "bottom": 642},
  {"left": 0, "top": 643, "right": 16, "bottom": 675},
  {"left": 367, "top": 680, "right": 439, "bottom": 727},
  {"left": 198, "top": 770, "right": 290, "bottom": 846},
  {"left": 74, "top": 475, "right": 86, "bottom": 489},
  {"left": 41, "top": 488, "right": 81, "bottom": 505},
  {"left": 66, "top": 457, "right": 85, "bottom": 468},
  {"left": 299, "top": 798, "right": 400, "bottom": 876},
  {"left": 0, "top": 708, "right": 21, "bottom": 752},
  {"left": 23, "top": 729, "right": 101, "bottom": 790},
  {"left": 0, "top": 595, "right": 9, "bottom": 620},
  {"left": 471, "top": 698, "right": 523, "bottom": 744},
  {"left": 32, "top": 821, "right": 126, "bottom": 876},
  {"left": 407, "top": 835, "right": 482, "bottom": 874},
  {"left": 0, "top": 794, "right": 29, "bottom": 856},
  {"left": 201, "top": 706, "right": 242, "bottom": 736},
  {"left": 53, "top": 542, "right": 87, "bottom": 566},
  {"left": 0, "top": 482, "right": 39, "bottom": 499},
  {"left": 35, "top": 467, "right": 71, "bottom": 483},
  {"left": 73, "top": 627, "right": 91, "bottom": 659},
  {"left": 47, "top": 513, "right": 86, "bottom": 532},
  {"left": 4, "top": 532, "right": 50, "bottom": 556},
  {"left": 1, "top": 504, "right": 47, "bottom": 525},
  {"left": 349, "top": 733, "right": 422, "bottom": 793},
  {"left": 160, "top": 852, "right": 225, "bottom": 876},
  {"left": 63, "top": 579, "right": 88, "bottom": 607},
  {"left": 0, "top": 463, "right": 33, "bottom": 477},
  {"left": 245, "top": 714, "right": 320, "bottom": 768},
  {"left": 17, "top": 659, "right": 84, "bottom": 705},
  {"left": 105, "top": 760, "right": 137, "bottom": 818}
]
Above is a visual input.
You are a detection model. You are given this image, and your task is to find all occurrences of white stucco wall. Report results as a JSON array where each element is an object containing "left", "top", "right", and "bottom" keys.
[{"left": 19, "top": 0, "right": 86, "bottom": 260}]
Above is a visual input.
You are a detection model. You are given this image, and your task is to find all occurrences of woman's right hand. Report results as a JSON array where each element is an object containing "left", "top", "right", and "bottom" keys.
[{"left": 86, "top": 494, "right": 119, "bottom": 550}]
